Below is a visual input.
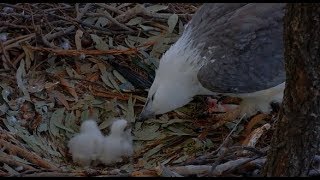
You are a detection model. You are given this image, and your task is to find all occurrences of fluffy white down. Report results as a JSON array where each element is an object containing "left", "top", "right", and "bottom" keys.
[
  {"left": 68, "top": 120, "right": 104, "bottom": 167},
  {"left": 68, "top": 119, "right": 133, "bottom": 166},
  {"left": 98, "top": 119, "right": 133, "bottom": 165}
]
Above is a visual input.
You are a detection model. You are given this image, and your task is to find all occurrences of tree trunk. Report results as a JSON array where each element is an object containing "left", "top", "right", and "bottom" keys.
[{"left": 263, "top": 4, "right": 320, "bottom": 176}]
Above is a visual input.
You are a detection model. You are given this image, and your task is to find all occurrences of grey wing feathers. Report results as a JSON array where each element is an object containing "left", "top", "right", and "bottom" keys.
[{"left": 193, "top": 3, "right": 286, "bottom": 93}]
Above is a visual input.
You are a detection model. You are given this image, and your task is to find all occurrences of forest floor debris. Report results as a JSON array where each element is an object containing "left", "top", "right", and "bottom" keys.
[{"left": 0, "top": 3, "right": 293, "bottom": 177}]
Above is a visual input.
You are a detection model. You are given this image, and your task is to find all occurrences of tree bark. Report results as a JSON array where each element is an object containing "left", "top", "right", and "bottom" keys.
[{"left": 263, "top": 4, "right": 320, "bottom": 176}]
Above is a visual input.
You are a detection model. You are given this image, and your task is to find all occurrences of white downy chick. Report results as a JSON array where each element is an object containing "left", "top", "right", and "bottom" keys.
[
  {"left": 68, "top": 120, "right": 104, "bottom": 167},
  {"left": 99, "top": 119, "right": 133, "bottom": 165}
]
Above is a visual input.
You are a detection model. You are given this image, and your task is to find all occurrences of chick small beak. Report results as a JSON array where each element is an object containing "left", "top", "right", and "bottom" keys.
[{"left": 124, "top": 122, "right": 132, "bottom": 131}]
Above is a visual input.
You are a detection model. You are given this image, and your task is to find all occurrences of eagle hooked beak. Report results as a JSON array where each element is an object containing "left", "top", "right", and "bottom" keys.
[
  {"left": 124, "top": 122, "right": 132, "bottom": 131},
  {"left": 137, "top": 99, "right": 155, "bottom": 122}
]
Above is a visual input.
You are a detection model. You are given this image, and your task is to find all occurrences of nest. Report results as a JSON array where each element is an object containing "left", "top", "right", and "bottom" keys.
[{"left": 0, "top": 3, "right": 277, "bottom": 177}]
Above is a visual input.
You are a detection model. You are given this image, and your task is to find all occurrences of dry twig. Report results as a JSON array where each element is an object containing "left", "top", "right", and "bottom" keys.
[
  {"left": 0, "top": 155, "right": 36, "bottom": 171},
  {"left": 0, "top": 139, "right": 57, "bottom": 169},
  {"left": 24, "top": 41, "right": 154, "bottom": 56}
]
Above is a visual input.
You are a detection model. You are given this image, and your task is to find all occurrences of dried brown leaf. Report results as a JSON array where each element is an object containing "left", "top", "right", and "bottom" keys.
[
  {"left": 59, "top": 78, "right": 79, "bottom": 101},
  {"left": 145, "top": 4, "right": 168, "bottom": 13},
  {"left": 16, "top": 60, "right": 30, "bottom": 101},
  {"left": 85, "top": 72, "right": 100, "bottom": 82},
  {"left": 49, "top": 108, "right": 65, "bottom": 137},
  {"left": 21, "top": 45, "right": 34, "bottom": 71},
  {"left": 167, "top": 14, "right": 179, "bottom": 33},
  {"left": 97, "top": 62, "right": 114, "bottom": 88},
  {"left": 107, "top": 72, "right": 121, "bottom": 92},
  {"left": 50, "top": 90, "right": 70, "bottom": 110},
  {"left": 75, "top": 29, "right": 83, "bottom": 50},
  {"left": 126, "top": 17, "right": 143, "bottom": 26},
  {"left": 90, "top": 34, "right": 109, "bottom": 50},
  {"left": 95, "top": 17, "right": 109, "bottom": 27}
]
